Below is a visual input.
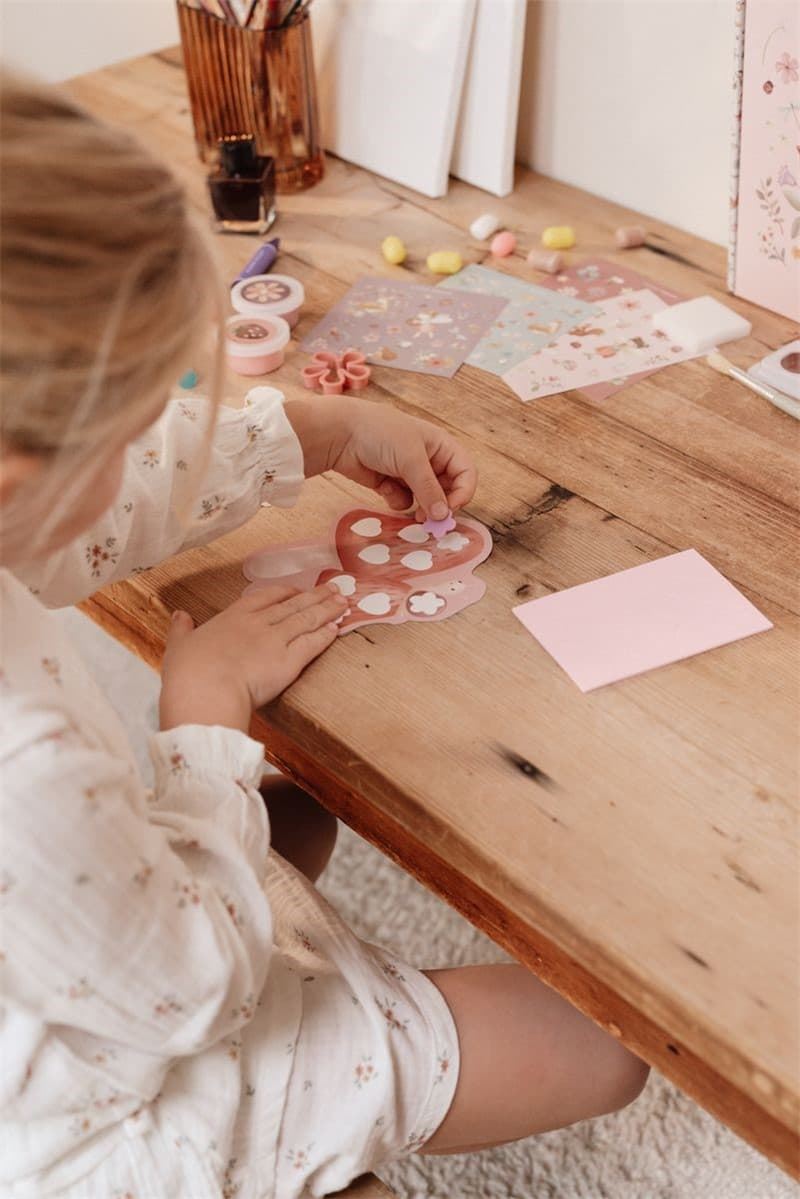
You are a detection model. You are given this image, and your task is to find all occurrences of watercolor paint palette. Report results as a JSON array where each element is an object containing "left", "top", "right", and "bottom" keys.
[
  {"left": 243, "top": 507, "right": 493, "bottom": 634},
  {"left": 300, "top": 276, "right": 507, "bottom": 377}
]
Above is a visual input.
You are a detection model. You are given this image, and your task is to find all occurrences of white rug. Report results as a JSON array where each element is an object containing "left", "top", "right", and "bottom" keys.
[{"left": 56, "top": 609, "right": 798, "bottom": 1199}]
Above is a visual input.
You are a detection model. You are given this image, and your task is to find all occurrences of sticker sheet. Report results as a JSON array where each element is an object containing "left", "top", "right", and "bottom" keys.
[
  {"left": 534, "top": 258, "right": 685, "bottom": 400},
  {"left": 243, "top": 507, "right": 493, "bottom": 635},
  {"left": 513, "top": 549, "right": 772, "bottom": 691},
  {"left": 438, "top": 264, "right": 602, "bottom": 374},
  {"left": 300, "top": 276, "right": 507, "bottom": 377},
  {"left": 503, "top": 290, "right": 701, "bottom": 403}
]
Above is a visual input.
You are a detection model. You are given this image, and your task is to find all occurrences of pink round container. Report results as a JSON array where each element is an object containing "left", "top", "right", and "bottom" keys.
[
  {"left": 230, "top": 273, "right": 304, "bottom": 328},
  {"left": 225, "top": 314, "right": 290, "bottom": 376}
]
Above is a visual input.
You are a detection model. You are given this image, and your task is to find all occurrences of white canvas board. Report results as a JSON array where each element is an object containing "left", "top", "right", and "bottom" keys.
[
  {"left": 311, "top": 0, "right": 477, "bottom": 198},
  {"left": 450, "top": 0, "right": 526, "bottom": 196}
]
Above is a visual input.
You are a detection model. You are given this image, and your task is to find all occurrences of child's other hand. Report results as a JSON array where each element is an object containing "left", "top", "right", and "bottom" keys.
[
  {"left": 285, "top": 397, "right": 478, "bottom": 522},
  {"left": 159, "top": 584, "right": 348, "bottom": 733}
]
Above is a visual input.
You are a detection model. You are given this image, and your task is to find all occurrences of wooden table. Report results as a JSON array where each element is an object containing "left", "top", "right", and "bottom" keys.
[{"left": 67, "top": 50, "right": 799, "bottom": 1178}]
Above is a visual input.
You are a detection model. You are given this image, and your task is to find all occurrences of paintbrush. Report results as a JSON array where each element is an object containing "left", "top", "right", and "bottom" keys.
[{"left": 706, "top": 350, "right": 800, "bottom": 420}]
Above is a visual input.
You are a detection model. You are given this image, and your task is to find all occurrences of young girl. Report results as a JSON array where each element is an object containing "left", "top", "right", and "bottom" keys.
[{"left": 0, "top": 73, "right": 648, "bottom": 1199}]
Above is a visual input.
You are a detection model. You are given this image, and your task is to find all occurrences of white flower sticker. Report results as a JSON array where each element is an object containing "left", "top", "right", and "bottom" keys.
[
  {"left": 351, "top": 517, "right": 382, "bottom": 537},
  {"left": 357, "top": 592, "right": 392, "bottom": 616},
  {"left": 400, "top": 550, "right": 433, "bottom": 572},
  {"left": 358, "top": 544, "right": 391, "bottom": 565},
  {"left": 436, "top": 531, "right": 469, "bottom": 552},
  {"left": 397, "top": 525, "right": 429, "bottom": 544},
  {"left": 408, "top": 592, "right": 446, "bottom": 616},
  {"left": 329, "top": 574, "right": 356, "bottom": 596}
]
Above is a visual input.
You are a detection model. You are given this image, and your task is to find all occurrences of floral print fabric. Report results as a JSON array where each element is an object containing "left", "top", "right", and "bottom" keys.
[
  {"left": 17, "top": 387, "right": 304, "bottom": 607},
  {"left": 1, "top": 386, "right": 459, "bottom": 1198}
]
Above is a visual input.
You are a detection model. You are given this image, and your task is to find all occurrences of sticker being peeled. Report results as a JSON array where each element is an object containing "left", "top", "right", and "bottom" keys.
[{"left": 243, "top": 508, "right": 492, "bottom": 635}]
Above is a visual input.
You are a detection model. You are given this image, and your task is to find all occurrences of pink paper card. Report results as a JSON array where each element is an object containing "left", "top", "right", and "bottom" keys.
[
  {"left": 243, "top": 507, "right": 492, "bottom": 635},
  {"left": 300, "top": 276, "right": 507, "bottom": 377},
  {"left": 502, "top": 290, "right": 700, "bottom": 403},
  {"left": 513, "top": 549, "right": 772, "bottom": 691},
  {"left": 535, "top": 258, "right": 685, "bottom": 400}
]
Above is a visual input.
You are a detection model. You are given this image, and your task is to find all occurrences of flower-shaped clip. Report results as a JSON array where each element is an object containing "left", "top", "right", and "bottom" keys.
[{"left": 301, "top": 349, "right": 371, "bottom": 396}]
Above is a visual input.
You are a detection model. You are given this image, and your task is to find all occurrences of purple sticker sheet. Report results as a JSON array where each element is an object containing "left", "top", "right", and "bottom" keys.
[
  {"left": 534, "top": 258, "right": 685, "bottom": 401},
  {"left": 300, "top": 276, "right": 507, "bottom": 378}
]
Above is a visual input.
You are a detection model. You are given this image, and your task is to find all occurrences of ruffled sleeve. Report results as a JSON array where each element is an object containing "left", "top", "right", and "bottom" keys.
[{"left": 16, "top": 386, "right": 304, "bottom": 608}]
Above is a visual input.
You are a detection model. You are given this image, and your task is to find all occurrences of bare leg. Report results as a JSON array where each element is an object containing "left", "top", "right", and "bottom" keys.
[
  {"left": 422, "top": 964, "right": 649, "bottom": 1155},
  {"left": 260, "top": 774, "right": 338, "bottom": 883}
]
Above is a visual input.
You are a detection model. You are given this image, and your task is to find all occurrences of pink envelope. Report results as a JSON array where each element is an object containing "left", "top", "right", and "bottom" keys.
[{"left": 513, "top": 550, "right": 772, "bottom": 691}]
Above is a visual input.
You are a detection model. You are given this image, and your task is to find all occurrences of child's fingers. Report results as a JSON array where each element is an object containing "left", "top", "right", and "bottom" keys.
[
  {"left": 442, "top": 460, "right": 479, "bottom": 512},
  {"left": 286, "top": 622, "right": 340, "bottom": 672},
  {"left": 163, "top": 609, "right": 194, "bottom": 654},
  {"left": 280, "top": 593, "right": 348, "bottom": 642},
  {"left": 241, "top": 583, "right": 301, "bottom": 611},
  {"left": 267, "top": 582, "right": 342, "bottom": 623},
  {"left": 377, "top": 477, "right": 414, "bottom": 511}
]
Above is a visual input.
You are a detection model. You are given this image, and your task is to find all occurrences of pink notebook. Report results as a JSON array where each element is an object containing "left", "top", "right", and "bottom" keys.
[
  {"left": 729, "top": 0, "right": 800, "bottom": 320},
  {"left": 513, "top": 550, "right": 772, "bottom": 691}
]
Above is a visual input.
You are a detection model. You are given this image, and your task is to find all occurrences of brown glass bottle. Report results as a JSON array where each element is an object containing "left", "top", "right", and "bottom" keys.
[
  {"left": 177, "top": 3, "right": 324, "bottom": 194},
  {"left": 207, "top": 135, "right": 276, "bottom": 235}
]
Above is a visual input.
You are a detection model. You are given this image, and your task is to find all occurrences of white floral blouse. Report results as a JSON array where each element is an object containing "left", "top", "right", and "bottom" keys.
[{"left": 0, "top": 389, "right": 306, "bottom": 1197}]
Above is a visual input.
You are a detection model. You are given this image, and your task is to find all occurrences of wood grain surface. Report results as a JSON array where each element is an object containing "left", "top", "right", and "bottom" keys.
[{"left": 66, "top": 49, "right": 800, "bottom": 1177}]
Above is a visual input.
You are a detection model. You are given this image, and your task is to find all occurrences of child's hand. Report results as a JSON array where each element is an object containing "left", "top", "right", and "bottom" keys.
[
  {"left": 159, "top": 583, "right": 348, "bottom": 733},
  {"left": 285, "top": 397, "right": 478, "bottom": 521}
]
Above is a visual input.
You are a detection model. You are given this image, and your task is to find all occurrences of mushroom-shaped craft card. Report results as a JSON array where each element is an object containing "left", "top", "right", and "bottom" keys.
[{"left": 243, "top": 507, "right": 493, "bottom": 635}]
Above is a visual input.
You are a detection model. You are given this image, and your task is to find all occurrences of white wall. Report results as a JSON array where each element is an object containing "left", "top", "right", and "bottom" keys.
[
  {"left": 0, "top": 0, "right": 734, "bottom": 245},
  {"left": 516, "top": 0, "right": 735, "bottom": 244},
  {"left": 0, "top": 0, "right": 178, "bottom": 83}
]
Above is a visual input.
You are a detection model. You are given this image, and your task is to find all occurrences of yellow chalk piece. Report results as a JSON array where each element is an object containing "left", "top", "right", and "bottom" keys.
[
  {"left": 541, "top": 225, "right": 576, "bottom": 250},
  {"left": 426, "top": 250, "right": 463, "bottom": 275},
  {"left": 381, "top": 235, "right": 406, "bottom": 265}
]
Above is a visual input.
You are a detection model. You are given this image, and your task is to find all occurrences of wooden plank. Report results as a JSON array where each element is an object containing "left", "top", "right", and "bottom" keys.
[{"left": 69, "top": 52, "right": 800, "bottom": 1177}]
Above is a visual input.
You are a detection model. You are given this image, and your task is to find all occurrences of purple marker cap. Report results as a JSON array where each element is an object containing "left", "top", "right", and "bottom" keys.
[{"left": 232, "top": 238, "right": 280, "bottom": 286}]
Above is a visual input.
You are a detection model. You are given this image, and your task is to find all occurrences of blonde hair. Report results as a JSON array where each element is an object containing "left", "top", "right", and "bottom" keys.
[{"left": 0, "top": 70, "right": 225, "bottom": 554}]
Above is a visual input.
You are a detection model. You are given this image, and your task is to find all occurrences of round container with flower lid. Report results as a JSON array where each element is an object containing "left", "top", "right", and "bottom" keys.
[
  {"left": 230, "top": 273, "right": 304, "bottom": 328},
  {"left": 225, "top": 314, "right": 290, "bottom": 376}
]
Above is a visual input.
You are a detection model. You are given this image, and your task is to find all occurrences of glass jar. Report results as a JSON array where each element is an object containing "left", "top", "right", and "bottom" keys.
[{"left": 176, "top": 2, "right": 324, "bottom": 194}]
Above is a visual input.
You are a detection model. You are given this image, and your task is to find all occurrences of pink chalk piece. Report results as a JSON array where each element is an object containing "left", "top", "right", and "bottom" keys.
[
  {"left": 243, "top": 507, "right": 492, "bottom": 635},
  {"left": 422, "top": 511, "right": 456, "bottom": 537},
  {"left": 615, "top": 225, "right": 647, "bottom": 249},
  {"left": 513, "top": 549, "right": 772, "bottom": 692},
  {"left": 301, "top": 348, "right": 371, "bottom": 395},
  {"left": 490, "top": 231, "right": 517, "bottom": 257}
]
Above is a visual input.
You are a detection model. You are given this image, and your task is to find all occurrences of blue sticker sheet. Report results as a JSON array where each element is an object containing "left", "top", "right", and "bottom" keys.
[{"left": 439, "top": 264, "right": 603, "bottom": 375}]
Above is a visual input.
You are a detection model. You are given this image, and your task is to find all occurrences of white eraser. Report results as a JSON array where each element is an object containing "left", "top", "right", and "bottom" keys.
[
  {"left": 469, "top": 212, "right": 502, "bottom": 241},
  {"left": 652, "top": 296, "right": 752, "bottom": 353}
]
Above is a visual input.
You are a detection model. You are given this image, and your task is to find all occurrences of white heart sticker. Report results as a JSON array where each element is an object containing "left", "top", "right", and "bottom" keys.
[
  {"left": 329, "top": 574, "right": 356, "bottom": 596},
  {"left": 357, "top": 592, "right": 392, "bottom": 615},
  {"left": 398, "top": 525, "right": 429, "bottom": 544},
  {"left": 351, "top": 517, "right": 382, "bottom": 537},
  {"left": 436, "top": 531, "right": 469, "bottom": 552},
  {"left": 400, "top": 550, "right": 434, "bottom": 572},
  {"left": 358, "top": 544, "right": 391, "bottom": 565}
]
